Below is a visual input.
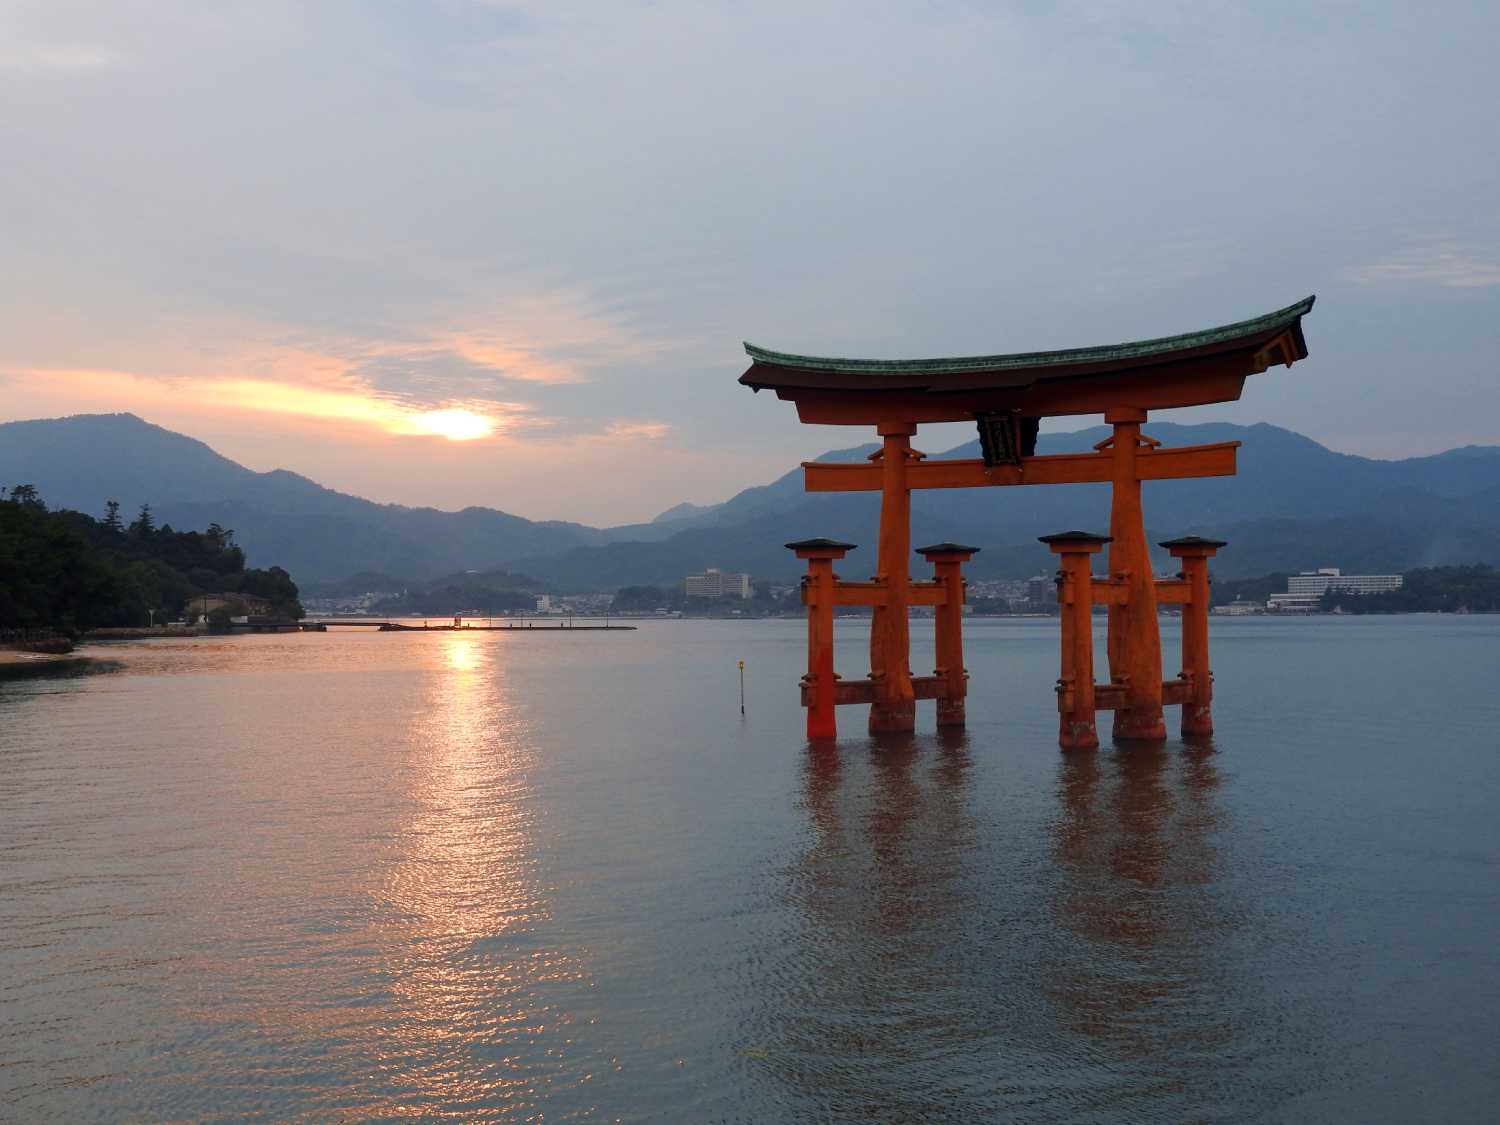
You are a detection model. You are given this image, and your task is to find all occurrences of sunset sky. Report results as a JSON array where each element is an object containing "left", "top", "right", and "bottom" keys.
[{"left": 3, "top": 1, "right": 1497, "bottom": 525}]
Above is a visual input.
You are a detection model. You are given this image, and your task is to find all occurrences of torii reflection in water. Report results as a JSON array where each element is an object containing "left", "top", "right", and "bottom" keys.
[
  {"left": 738, "top": 731, "right": 981, "bottom": 1117},
  {"left": 740, "top": 735, "right": 1274, "bottom": 1121},
  {"left": 1038, "top": 741, "right": 1299, "bottom": 1116}
]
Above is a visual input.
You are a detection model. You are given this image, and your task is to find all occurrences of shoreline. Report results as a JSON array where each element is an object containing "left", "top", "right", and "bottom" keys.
[{"left": 0, "top": 650, "right": 96, "bottom": 681}]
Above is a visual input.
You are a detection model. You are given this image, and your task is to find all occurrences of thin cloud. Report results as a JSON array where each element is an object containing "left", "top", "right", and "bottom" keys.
[
  {"left": 0, "top": 44, "right": 122, "bottom": 73},
  {"left": 350, "top": 349, "right": 554, "bottom": 411},
  {"left": 421, "top": 337, "right": 582, "bottom": 385},
  {"left": 1344, "top": 243, "right": 1500, "bottom": 289},
  {"left": 603, "top": 421, "right": 671, "bottom": 440}
]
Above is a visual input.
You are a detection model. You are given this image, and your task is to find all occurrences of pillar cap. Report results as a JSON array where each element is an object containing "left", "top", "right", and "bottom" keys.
[
  {"left": 1038, "top": 530, "right": 1112, "bottom": 545},
  {"left": 785, "top": 537, "right": 856, "bottom": 558},
  {"left": 1159, "top": 535, "right": 1227, "bottom": 553},
  {"left": 916, "top": 542, "right": 981, "bottom": 557},
  {"left": 1040, "top": 530, "right": 1111, "bottom": 555}
]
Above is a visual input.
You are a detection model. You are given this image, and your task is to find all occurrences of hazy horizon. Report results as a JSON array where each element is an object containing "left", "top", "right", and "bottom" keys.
[
  {"left": 8, "top": 408, "right": 1494, "bottom": 531},
  {"left": 3, "top": 1, "right": 1497, "bottom": 523}
]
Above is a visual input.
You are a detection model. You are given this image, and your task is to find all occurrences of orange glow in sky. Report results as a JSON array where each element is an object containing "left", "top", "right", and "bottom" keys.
[{"left": 413, "top": 409, "right": 496, "bottom": 442}]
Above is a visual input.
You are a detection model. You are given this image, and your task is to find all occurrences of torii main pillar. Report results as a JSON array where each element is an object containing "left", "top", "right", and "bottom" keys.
[
  {"left": 869, "top": 422, "right": 918, "bottom": 732},
  {"left": 1103, "top": 408, "right": 1166, "bottom": 741}
]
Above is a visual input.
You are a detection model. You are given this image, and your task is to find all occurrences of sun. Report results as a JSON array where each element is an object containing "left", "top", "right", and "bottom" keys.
[{"left": 415, "top": 408, "right": 496, "bottom": 441}]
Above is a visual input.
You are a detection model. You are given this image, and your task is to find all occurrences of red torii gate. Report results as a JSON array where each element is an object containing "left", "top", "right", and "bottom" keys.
[{"left": 741, "top": 297, "right": 1315, "bottom": 748}]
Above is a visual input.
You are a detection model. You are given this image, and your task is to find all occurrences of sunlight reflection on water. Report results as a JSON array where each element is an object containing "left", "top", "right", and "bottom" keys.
[{"left": 366, "top": 632, "right": 596, "bottom": 1118}]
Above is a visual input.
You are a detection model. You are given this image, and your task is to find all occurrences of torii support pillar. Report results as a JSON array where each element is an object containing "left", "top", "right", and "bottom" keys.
[
  {"left": 917, "top": 542, "right": 979, "bottom": 728},
  {"left": 788, "top": 538, "right": 856, "bottom": 741},
  {"left": 869, "top": 423, "right": 918, "bottom": 733},
  {"left": 1162, "top": 536, "right": 1226, "bottom": 737},
  {"left": 1103, "top": 407, "right": 1167, "bottom": 741},
  {"left": 1043, "top": 532, "right": 1111, "bottom": 751}
]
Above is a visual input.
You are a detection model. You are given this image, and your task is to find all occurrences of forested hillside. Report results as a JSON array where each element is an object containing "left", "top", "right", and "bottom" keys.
[{"left": 0, "top": 486, "right": 302, "bottom": 634}]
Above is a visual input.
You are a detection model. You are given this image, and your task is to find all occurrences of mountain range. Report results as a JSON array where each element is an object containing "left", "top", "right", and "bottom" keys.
[{"left": 2, "top": 412, "right": 1498, "bottom": 587}]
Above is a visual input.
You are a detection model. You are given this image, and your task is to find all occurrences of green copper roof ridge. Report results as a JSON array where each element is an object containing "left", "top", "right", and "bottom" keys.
[{"left": 744, "top": 295, "right": 1314, "bottom": 374}]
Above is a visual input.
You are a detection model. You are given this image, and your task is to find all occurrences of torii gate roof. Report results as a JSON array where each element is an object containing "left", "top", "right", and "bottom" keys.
[{"left": 740, "top": 296, "right": 1315, "bottom": 424}]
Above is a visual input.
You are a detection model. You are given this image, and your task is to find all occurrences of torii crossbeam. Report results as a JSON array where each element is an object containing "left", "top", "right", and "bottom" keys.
[{"left": 741, "top": 296, "right": 1316, "bottom": 747}]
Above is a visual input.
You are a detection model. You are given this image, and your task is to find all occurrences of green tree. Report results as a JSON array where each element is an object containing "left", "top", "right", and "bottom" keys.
[
  {"left": 237, "top": 565, "right": 305, "bottom": 619},
  {"left": 130, "top": 503, "right": 156, "bottom": 538}
]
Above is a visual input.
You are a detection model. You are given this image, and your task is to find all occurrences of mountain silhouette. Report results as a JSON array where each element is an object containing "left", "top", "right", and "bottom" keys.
[{"left": 3, "top": 412, "right": 1498, "bottom": 584}]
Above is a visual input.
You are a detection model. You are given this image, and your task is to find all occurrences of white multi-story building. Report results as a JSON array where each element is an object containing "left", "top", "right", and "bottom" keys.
[
  {"left": 1267, "top": 568, "right": 1402, "bottom": 611},
  {"left": 685, "top": 568, "right": 753, "bottom": 600}
]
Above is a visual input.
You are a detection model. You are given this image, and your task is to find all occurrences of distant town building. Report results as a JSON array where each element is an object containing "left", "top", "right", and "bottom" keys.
[
  {"left": 685, "top": 568, "right": 752, "bottom": 599},
  {"left": 191, "top": 593, "right": 272, "bottom": 621},
  {"left": 1025, "top": 574, "right": 1058, "bottom": 606},
  {"left": 302, "top": 587, "right": 402, "bottom": 615},
  {"left": 535, "top": 594, "right": 553, "bottom": 612},
  {"left": 1212, "top": 600, "right": 1265, "bottom": 616},
  {"left": 1267, "top": 567, "right": 1403, "bottom": 612}
]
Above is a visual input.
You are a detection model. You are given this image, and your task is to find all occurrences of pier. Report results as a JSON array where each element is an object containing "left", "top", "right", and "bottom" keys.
[{"left": 311, "top": 619, "right": 636, "bottom": 632}]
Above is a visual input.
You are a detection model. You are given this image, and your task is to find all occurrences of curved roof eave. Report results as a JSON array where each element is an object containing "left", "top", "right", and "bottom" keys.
[{"left": 742, "top": 295, "right": 1315, "bottom": 377}]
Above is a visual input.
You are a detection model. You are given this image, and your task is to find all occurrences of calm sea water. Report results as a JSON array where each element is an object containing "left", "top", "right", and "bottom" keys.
[{"left": 2, "top": 617, "right": 1498, "bottom": 1122}]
